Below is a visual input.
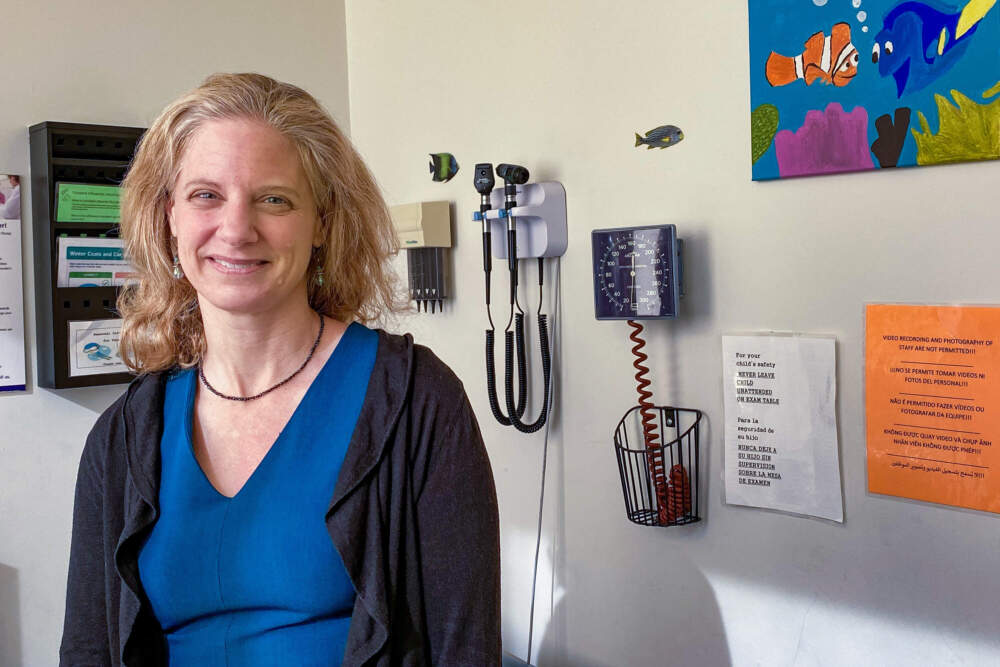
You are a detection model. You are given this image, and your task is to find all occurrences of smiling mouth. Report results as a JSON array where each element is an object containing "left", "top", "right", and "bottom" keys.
[{"left": 209, "top": 257, "right": 268, "bottom": 273}]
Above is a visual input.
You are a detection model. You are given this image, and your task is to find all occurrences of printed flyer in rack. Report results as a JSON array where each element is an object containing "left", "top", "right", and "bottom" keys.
[{"left": 68, "top": 319, "right": 128, "bottom": 377}]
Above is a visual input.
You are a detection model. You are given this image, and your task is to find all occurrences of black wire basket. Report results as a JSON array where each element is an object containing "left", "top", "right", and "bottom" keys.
[{"left": 614, "top": 405, "right": 702, "bottom": 527}]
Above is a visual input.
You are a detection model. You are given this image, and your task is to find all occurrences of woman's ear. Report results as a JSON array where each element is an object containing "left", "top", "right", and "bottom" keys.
[
  {"left": 166, "top": 197, "right": 176, "bottom": 237},
  {"left": 313, "top": 214, "right": 325, "bottom": 249}
]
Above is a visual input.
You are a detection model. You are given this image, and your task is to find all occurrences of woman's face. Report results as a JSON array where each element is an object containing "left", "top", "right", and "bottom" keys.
[{"left": 167, "top": 118, "right": 322, "bottom": 317}]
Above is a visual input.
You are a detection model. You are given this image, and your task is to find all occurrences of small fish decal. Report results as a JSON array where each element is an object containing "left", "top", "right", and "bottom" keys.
[
  {"left": 872, "top": 0, "right": 996, "bottom": 98},
  {"left": 634, "top": 125, "right": 684, "bottom": 149},
  {"left": 429, "top": 153, "right": 459, "bottom": 182},
  {"left": 765, "top": 22, "right": 859, "bottom": 87}
]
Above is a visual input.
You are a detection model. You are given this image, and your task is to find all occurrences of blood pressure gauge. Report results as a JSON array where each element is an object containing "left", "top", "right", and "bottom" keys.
[{"left": 591, "top": 224, "right": 682, "bottom": 319}]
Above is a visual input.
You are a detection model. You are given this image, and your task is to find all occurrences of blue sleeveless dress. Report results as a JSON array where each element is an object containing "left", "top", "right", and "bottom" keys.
[{"left": 138, "top": 322, "right": 378, "bottom": 665}]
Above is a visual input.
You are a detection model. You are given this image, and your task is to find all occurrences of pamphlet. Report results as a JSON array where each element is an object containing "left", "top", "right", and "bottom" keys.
[
  {"left": 55, "top": 182, "right": 121, "bottom": 222},
  {"left": 56, "top": 236, "right": 136, "bottom": 287},
  {"left": 68, "top": 319, "right": 128, "bottom": 377}
]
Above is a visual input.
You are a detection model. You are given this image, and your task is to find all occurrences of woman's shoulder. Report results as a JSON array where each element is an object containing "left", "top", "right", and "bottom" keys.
[
  {"left": 374, "top": 327, "right": 466, "bottom": 389},
  {"left": 371, "top": 328, "right": 470, "bottom": 417},
  {"left": 81, "top": 372, "right": 167, "bottom": 472}
]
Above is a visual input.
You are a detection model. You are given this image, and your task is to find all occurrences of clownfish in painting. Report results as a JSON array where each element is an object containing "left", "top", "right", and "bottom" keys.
[{"left": 765, "top": 22, "right": 860, "bottom": 87}]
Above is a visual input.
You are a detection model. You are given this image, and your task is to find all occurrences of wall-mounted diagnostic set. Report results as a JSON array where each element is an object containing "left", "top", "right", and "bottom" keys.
[
  {"left": 591, "top": 224, "right": 702, "bottom": 527},
  {"left": 473, "top": 163, "right": 566, "bottom": 434},
  {"left": 389, "top": 200, "right": 452, "bottom": 313}
]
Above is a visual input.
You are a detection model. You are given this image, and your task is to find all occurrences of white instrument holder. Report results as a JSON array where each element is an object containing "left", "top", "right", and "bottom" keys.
[{"left": 484, "top": 181, "right": 567, "bottom": 259}]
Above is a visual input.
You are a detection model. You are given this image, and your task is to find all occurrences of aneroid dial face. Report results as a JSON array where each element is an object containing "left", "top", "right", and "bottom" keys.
[{"left": 592, "top": 226, "right": 676, "bottom": 319}]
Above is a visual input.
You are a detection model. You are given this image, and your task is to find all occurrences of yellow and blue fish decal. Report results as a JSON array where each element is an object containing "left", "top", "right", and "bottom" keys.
[{"left": 634, "top": 125, "right": 684, "bottom": 149}]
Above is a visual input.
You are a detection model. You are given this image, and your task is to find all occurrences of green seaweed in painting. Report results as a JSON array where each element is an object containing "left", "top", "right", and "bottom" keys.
[
  {"left": 911, "top": 84, "right": 1000, "bottom": 165},
  {"left": 751, "top": 104, "right": 780, "bottom": 165}
]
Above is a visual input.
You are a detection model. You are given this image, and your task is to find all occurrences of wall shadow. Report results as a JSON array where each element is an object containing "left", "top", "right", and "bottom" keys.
[
  {"left": 0, "top": 563, "right": 23, "bottom": 667},
  {"left": 533, "top": 557, "right": 731, "bottom": 667},
  {"left": 46, "top": 382, "right": 129, "bottom": 414},
  {"left": 675, "top": 225, "right": 714, "bottom": 330}
]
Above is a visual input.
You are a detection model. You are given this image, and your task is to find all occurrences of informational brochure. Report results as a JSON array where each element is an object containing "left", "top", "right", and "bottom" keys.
[
  {"left": 55, "top": 182, "right": 121, "bottom": 222},
  {"left": 56, "top": 236, "right": 136, "bottom": 287},
  {"left": 866, "top": 304, "right": 1000, "bottom": 514},
  {"left": 722, "top": 334, "right": 843, "bottom": 522},
  {"left": 0, "top": 173, "right": 26, "bottom": 392},
  {"left": 68, "top": 319, "right": 128, "bottom": 377}
]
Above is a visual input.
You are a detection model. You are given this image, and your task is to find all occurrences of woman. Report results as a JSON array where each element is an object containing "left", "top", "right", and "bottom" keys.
[{"left": 60, "top": 73, "right": 501, "bottom": 666}]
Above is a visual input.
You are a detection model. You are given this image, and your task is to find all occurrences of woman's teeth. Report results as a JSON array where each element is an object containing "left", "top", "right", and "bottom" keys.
[{"left": 213, "top": 258, "right": 263, "bottom": 270}]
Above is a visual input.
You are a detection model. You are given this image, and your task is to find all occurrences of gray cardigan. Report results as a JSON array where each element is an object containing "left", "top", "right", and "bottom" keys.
[{"left": 59, "top": 330, "right": 502, "bottom": 666}]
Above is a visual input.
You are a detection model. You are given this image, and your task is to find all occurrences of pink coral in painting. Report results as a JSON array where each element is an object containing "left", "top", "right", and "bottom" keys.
[{"left": 775, "top": 103, "right": 874, "bottom": 178}]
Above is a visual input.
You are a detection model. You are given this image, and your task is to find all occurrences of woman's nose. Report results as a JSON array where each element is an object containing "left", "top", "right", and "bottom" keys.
[{"left": 216, "top": 201, "right": 258, "bottom": 245}]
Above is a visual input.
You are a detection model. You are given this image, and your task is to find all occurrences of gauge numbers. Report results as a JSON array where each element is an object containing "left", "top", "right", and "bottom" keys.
[{"left": 591, "top": 225, "right": 678, "bottom": 320}]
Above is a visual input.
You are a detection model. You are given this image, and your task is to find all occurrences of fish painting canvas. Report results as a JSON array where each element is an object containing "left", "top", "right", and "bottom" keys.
[{"left": 749, "top": 0, "right": 1000, "bottom": 180}]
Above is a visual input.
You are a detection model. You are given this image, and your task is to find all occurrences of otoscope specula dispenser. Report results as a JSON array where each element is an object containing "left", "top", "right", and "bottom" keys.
[{"left": 389, "top": 200, "right": 452, "bottom": 313}]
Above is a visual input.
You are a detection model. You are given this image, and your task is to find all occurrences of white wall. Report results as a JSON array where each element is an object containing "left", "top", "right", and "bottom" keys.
[
  {"left": 0, "top": 2, "right": 351, "bottom": 665},
  {"left": 5, "top": 1, "right": 1000, "bottom": 665},
  {"left": 345, "top": 1, "right": 1000, "bottom": 666}
]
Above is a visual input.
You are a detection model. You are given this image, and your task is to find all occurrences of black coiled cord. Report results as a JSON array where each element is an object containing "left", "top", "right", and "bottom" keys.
[
  {"left": 504, "top": 314, "right": 552, "bottom": 433},
  {"left": 485, "top": 313, "right": 528, "bottom": 425}
]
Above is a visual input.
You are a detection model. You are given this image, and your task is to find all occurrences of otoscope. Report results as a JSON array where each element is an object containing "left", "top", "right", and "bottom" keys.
[
  {"left": 496, "top": 163, "right": 529, "bottom": 308},
  {"left": 473, "top": 164, "right": 496, "bottom": 311}
]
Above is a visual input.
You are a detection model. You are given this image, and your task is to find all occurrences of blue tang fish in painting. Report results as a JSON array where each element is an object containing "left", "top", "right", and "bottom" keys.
[{"left": 872, "top": 0, "right": 997, "bottom": 97}]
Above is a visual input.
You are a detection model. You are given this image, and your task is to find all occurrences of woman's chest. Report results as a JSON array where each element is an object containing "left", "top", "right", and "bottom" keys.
[{"left": 191, "top": 394, "right": 302, "bottom": 498}]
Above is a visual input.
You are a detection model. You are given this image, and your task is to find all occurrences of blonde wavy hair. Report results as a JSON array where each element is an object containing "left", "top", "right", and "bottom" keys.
[{"left": 118, "top": 72, "right": 401, "bottom": 373}]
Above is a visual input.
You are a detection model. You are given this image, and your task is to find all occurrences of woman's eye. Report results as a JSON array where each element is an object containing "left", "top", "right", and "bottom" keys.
[
  {"left": 192, "top": 191, "right": 216, "bottom": 200},
  {"left": 263, "top": 196, "right": 289, "bottom": 206}
]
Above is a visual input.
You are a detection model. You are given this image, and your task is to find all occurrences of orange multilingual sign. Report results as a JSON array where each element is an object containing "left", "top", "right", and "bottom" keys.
[{"left": 866, "top": 304, "right": 1000, "bottom": 513}]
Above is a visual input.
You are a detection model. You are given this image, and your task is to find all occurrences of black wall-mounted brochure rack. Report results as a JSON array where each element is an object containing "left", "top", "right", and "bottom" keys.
[{"left": 29, "top": 121, "right": 145, "bottom": 389}]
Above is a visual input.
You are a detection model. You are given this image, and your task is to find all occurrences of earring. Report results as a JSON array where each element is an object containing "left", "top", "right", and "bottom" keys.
[
  {"left": 172, "top": 254, "right": 184, "bottom": 279},
  {"left": 314, "top": 263, "right": 325, "bottom": 287}
]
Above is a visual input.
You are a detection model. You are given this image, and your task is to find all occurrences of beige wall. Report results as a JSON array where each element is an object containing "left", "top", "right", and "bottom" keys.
[
  {"left": 0, "top": 2, "right": 350, "bottom": 664},
  {"left": 346, "top": 1, "right": 1000, "bottom": 665}
]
